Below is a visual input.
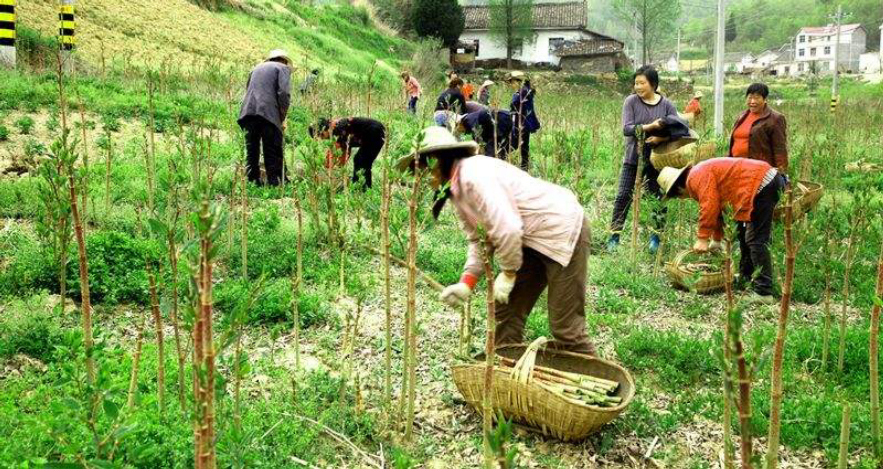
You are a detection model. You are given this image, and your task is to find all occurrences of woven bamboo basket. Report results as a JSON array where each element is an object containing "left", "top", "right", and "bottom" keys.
[
  {"left": 665, "top": 249, "right": 726, "bottom": 294},
  {"left": 452, "top": 338, "right": 635, "bottom": 442},
  {"left": 650, "top": 141, "right": 717, "bottom": 170},
  {"left": 773, "top": 180, "right": 824, "bottom": 221}
]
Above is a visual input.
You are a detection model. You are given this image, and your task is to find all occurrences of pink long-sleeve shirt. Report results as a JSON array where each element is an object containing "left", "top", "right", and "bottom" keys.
[
  {"left": 405, "top": 76, "right": 422, "bottom": 98},
  {"left": 450, "top": 156, "right": 585, "bottom": 279}
]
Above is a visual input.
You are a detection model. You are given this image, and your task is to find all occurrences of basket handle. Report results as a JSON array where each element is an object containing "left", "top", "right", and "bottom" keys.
[{"left": 510, "top": 337, "right": 549, "bottom": 385}]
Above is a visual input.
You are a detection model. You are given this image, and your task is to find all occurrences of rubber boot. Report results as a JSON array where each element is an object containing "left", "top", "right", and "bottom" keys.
[
  {"left": 648, "top": 234, "right": 661, "bottom": 255},
  {"left": 606, "top": 233, "right": 620, "bottom": 253}
]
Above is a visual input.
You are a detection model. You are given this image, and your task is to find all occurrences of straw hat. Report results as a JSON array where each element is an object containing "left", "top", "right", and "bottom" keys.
[
  {"left": 266, "top": 49, "right": 291, "bottom": 64},
  {"left": 505, "top": 71, "right": 527, "bottom": 82},
  {"left": 693, "top": 90, "right": 704, "bottom": 99},
  {"left": 395, "top": 127, "right": 478, "bottom": 173},
  {"left": 482, "top": 79, "right": 494, "bottom": 87},
  {"left": 657, "top": 165, "right": 691, "bottom": 198}
]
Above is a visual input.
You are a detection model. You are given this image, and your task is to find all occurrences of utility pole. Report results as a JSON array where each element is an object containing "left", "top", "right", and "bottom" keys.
[
  {"left": 0, "top": 0, "right": 14, "bottom": 68},
  {"left": 633, "top": 15, "right": 640, "bottom": 67},
  {"left": 59, "top": 0, "right": 75, "bottom": 74},
  {"left": 830, "top": 4, "right": 843, "bottom": 112},
  {"left": 676, "top": 28, "right": 681, "bottom": 73},
  {"left": 713, "top": 0, "right": 727, "bottom": 136}
]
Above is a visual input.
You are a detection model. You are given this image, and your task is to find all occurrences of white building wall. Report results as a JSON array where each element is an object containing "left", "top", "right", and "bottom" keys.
[
  {"left": 860, "top": 52, "right": 882, "bottom": 73},
  {"left": 794, "top": 27, "right": 867, "bottom": 73},
  {"left": 459, "top": 29, "right": 592, "bottom": 65}
]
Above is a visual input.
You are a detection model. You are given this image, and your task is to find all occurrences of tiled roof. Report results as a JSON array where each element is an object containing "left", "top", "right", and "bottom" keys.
[
  {"left": 799, "top": 23, "right": 863, "bottom": 35},
  {"left": 723, "top": 52, "right": 753, "bottom": 62},
  {"left": 463, "top": 1, "right": 587, "bottom": 30}
]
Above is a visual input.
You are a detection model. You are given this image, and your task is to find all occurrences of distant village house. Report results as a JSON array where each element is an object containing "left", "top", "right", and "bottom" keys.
[
  {"left": 457, "top": 0, "right": 626, "bottom": 72},
  {"left": 793, "top": 23, "right": 866, "bottom": 74}
]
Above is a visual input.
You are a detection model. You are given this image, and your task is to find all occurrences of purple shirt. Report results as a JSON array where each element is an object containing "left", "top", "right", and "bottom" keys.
[{"left": 621, "top": 94, "right": 678, "bottom": 165}]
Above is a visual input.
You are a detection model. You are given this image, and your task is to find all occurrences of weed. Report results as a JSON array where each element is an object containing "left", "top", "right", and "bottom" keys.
[
  {"left": 0, "top": 124, "right": 9, "bottom": 141},
  {"left": 15, "top": 116, "right": 35, "bottom": 135}
]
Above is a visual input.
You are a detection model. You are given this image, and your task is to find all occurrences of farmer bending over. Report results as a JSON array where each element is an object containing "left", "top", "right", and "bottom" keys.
[
  {"left": 238, "top": 49, "right": 292, "bottom": 186},
  {"left": 455, "top": 108, "right": 513, "bottom": 159},
  {"left": 398, "top": 127, "right": 595, "bottom": 354},
  {"left": 658, "top": 157, "right": 785, "bottom": 305},
  {"left": 310, "top": 117, "right": 386, "bottom": 189}
]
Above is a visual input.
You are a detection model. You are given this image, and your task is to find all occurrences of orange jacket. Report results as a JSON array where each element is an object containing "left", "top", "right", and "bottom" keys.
[{"left": 685, "top": 157, "right": 772, "bottom": 240}]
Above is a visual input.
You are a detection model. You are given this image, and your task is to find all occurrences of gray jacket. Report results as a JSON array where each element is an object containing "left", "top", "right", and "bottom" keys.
[
  {"left": 621, "top": 94, "right": 677, "bottom": 166},
  {"left": 238, "top": 61, "right": 291, "bottom": 130}
]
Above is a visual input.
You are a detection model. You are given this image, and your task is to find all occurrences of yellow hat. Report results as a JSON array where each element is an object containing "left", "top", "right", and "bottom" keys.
[{"left": 657, "top": 165, "right": 691, "bottom": 198}]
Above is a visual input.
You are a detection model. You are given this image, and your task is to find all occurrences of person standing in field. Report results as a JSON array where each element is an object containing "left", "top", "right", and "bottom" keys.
[
  {"left": 401, "top": 71, "right": 422, "bottom": 114},
  {"left": 237, "top": 49, "right": 292, "bottom": 186},
  {"left": 680, "top": 90, "right": 703, "bottom": 125},
  {"left": 607, "top": 65, "right": 679, "bottom": 254},
  {"left": 506, "top": 71, "right": 540, "bottom": 172},
  {"left": 310, "top": 117, "right": 386, "bottom": 189},
  {"left": 728, "top": 83, "right": 789, "bottom": 173},
  {"left": 299, "top": 69, "right": 320, "bottom": 96},
  {"left": 657, "top": 157, "right": 785, "bottom": 304},
  {"left": 397, "top": 127, "right": 595, "bottom": 354},
  {"left": 477, "top": 79, "right": 494, "bottom": 105}
]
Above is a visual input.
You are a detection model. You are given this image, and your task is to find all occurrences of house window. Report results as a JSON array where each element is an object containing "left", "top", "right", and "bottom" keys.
[
  {"left": 810, "top": 47, "right": 816, "bottom": 56},
  {"left": 784, "top": 66, "right": 790, "bottom": 74},
  {"left": 548, "top": 37, "right": 565, "bottom": 55},
  {"left": 798, "top": 63, "right": 805, "bottom": 72},
  {"left": 824, "top": 46, "right": 831, "bottom": 55},
  {"left": 798, "top": 49, "right": 805, "bottom": 57},
  {"left": 799, "top": 35, "right": 805, "bottom": 43}
]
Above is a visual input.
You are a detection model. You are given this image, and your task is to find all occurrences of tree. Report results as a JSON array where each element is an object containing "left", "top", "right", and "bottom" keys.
[
  {"left": 412, "top": 0, "right": 465, "bottom": 48},
  {"left": 613, "top": 0, "right": 681, "bottom": 66},
  {"left": 725, "top": 12, "right": 737, "bottom": 43},
  {"left": 488, "top": 0, "right": 536, "bottom": 69}
]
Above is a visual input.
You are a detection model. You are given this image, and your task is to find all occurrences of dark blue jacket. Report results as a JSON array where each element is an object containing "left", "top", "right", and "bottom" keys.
[
  {"left": 510, "top": 86, "right": 540, "bottom": 134},
  {"left": 462, "top": 109, "right": 512, "bottom": 144}
]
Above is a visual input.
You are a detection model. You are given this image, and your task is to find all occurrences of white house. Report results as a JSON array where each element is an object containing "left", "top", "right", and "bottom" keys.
[
  {"left": 458, "top": 0, "right": 619, "bottom": 67},
  {"left": 794, "top": 23, "right": 866, "bottom": 74},
  {"left": 723, "top": 52, "right": 755, "bottom": 73},
  {"left": 864, "top": 23, "right": 883, "bottom": 73},
  {"left": 755, "top": 49, "right": 780, "bottom": 68}
]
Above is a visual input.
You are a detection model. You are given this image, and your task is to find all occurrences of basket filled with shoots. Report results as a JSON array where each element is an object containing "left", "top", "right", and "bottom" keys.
[
  {"left": 452, "top": 337, "right": 635, "bottom": 441},
  {"left": 665, "top": 249, "right": 726, "bottom": 294},
  {"left": 773, "top": 180, "right": 824, "bottom": 221}
]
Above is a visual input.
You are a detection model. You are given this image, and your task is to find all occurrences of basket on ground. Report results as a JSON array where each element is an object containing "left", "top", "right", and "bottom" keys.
[
  {"left": 773, "top": 180, "right": 823, "bottom": 221},
  {"left": 650, "top": 141, "right": 716, "bottom": 170},
  {"left": 452, "top": 339, "right": 635, "bottom": 442},
  {"left": 665, "top": 249, "right": 726, "bottom": 294}
]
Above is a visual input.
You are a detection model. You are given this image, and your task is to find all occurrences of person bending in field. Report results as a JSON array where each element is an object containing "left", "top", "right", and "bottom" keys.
[
  {"left": 657, "top": 157, "right": 785, "bottom": 305},
  {"left": 607, "top": 65, "right": 679, "bottom": 254},
  {"left": 238, "top": 49, "right": 292, "bottom": 186},
  {"left": 728, "top": 82, "right": 789, "bottom": 173},
  {"left": 435, "top": 77, "right": 467, "bottom": 125},
  {"left": 397, "top": 127, "right": 595, "bottom": 354},
  {"left": 455, "top": 108, "right": 512, "bottom": 159},
  {"left": 310, "top": 117, "right": 386, "bottom": 189}
]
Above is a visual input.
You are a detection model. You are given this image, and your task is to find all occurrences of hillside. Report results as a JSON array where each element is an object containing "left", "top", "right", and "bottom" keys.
[{"left": 16, "top": 0, "right": 413, "bottom": 78}]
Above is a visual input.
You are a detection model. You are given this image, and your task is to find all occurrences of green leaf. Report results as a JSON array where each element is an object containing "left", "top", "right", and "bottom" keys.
[
  {"left": 103, "top": 398, "right": 119, "bottom": 420},
  {"left": 40, "top": 463, "right": 84, "bottom": 469}
]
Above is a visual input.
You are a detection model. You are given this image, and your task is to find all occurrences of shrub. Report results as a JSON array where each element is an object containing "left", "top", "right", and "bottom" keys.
[
  {"left": 0, "top": 298, "right": 66, "bottom": 362},
  {"left": 0, "top": 125, "right": 9, "bottom": 142},
  {"left": 14, "top": 116, "right": 35, "bottom": 135},
  {"left": 215, "top": 278, "right": 330, "bottom": 327},
  {"left": 67, "top": 230, "right": 162, "bottom": 305}
]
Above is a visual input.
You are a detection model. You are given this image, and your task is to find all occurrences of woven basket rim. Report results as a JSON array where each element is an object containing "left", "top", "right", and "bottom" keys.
[{"left": 452, "top": 345, "right": 637, "bottom": 413}]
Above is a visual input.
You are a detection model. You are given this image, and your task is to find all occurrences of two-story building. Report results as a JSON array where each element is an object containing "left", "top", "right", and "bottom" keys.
[{"left": 794, "top": 23, "right": 866, "bottom": 74}]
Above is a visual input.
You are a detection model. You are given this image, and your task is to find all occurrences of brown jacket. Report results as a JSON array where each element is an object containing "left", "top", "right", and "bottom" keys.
[{"left": 727, "top": 106, "right": 788, "bottom": 171}]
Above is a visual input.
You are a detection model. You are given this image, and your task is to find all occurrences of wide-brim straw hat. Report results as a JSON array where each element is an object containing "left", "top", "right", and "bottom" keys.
[
  {"left": 395, "top": 127, "right": 478, "bottom": 173},
  {"left": 266, "top": 49, "right": 291, "bottom": 64},
  {"left": 505, "top": 71, "right": 527, "bottom": 82},
  {"left": 657, "top": 165, "right": 691, "bottom": 198},
  {"left": 482, "top": 79, "right": 494, "bottom": 87},
  {"left": 693, "top": 90, "right": 704, "bottom": 99}
]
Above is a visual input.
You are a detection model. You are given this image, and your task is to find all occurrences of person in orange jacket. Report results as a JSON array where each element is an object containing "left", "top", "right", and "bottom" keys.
[{"left": 658, "top": 157, "right": 785, "bottom": 304}]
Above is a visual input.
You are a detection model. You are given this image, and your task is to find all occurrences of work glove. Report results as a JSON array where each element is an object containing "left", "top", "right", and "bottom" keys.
[
  {"left": 493, "top": 272, "right": 517, "bottom": 304},
  {"left": 440, "top": 283, "right": 472, "bottom": 307}
]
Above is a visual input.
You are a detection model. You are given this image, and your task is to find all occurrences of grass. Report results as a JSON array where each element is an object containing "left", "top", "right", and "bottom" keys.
[{"left": 0, "top": 29, "right": 882, "bottom": 466}]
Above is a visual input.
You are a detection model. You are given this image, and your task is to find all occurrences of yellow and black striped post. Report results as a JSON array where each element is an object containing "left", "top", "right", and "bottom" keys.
[
  {"left": 58, "top": 1, "right": 75, "bottom": 51},
  {"left": 0, "top": 0, "right": 15, "bottom": 67},
  {"left": 830, "top": 95, "right": 840, "bottom": 114}
]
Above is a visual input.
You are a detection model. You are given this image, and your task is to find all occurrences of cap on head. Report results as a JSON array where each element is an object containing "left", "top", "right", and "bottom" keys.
[{"left": 266, "top": 49, "right": 291, "bottom": 64}]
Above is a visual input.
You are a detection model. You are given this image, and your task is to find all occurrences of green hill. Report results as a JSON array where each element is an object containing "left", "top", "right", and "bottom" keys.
[{"left": 16, "top": 0, "right": 414, "bottom": 79}]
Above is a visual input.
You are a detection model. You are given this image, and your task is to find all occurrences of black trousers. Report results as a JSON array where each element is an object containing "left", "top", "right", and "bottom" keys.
[
  {"left": 511, "top": 128, "right": 530, "bottom": 171},
  {"left": 738, "top": 174, "right": 784, "bottom": 296},
  {"left": 610, "top": 159, "right": 667, "bottom": 233},
  {"left": 481, "top": 128, "right": 510, "bottom": 159},
  {"left": 352, "top": 139, "right": 383, "bottom": 189},
  {"left": 242, "top": 116, "right": 284, "bottom": 186}
]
